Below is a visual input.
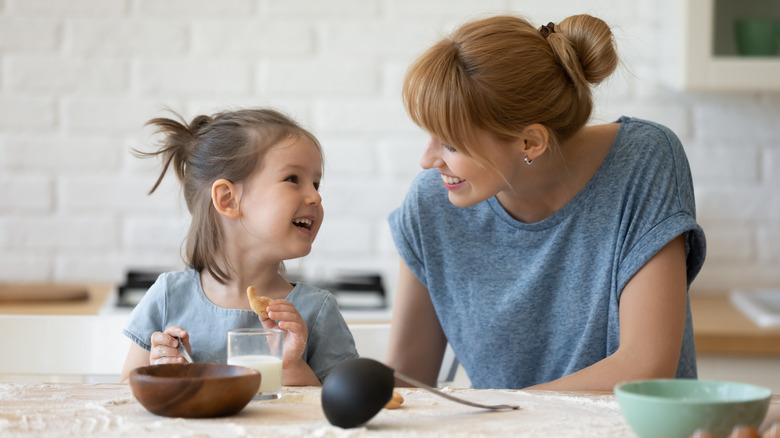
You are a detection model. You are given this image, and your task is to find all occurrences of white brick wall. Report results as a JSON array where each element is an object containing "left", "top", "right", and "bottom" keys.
[{"left": 1, "top": 0, "right": 778, "bottom": 296}]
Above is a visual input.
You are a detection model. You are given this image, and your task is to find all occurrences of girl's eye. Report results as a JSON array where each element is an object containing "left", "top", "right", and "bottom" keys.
[
  {"left": 313, "top": 181, "right": 320, "bottom": 191},
  {"left": 284, "top": 175, "right": 298, "bottom": 183},
  {"left": 442, "top": 143, "right": 457, "bottom": 153}
]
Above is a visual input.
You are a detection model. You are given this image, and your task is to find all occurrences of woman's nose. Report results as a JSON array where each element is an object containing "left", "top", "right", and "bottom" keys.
[{"left": 419, "top": 139, "right": 443, "bottom": 169}]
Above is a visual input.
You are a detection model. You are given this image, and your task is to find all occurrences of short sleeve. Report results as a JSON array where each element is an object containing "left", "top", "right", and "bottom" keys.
[
  {"left": 614, "top": 120, "right": 707, "bottom": 293},
  {"left": 388, "top": 172, "right": 432, "bottom": 289},
  {"left": 122, "top": 274, "right": 167, "bottom": 351},
  {"left": 305, "top": 294, "right": 359, "bottom": 381}
]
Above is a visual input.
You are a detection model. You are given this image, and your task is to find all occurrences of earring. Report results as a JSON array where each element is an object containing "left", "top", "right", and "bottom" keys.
[{"left": 524, "top": 156, "right": 533, "bottom": 165}]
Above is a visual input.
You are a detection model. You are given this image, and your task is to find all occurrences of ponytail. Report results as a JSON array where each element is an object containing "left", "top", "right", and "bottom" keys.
[{"left": 135, "top": 108, "right": 322, "bottom": 284}]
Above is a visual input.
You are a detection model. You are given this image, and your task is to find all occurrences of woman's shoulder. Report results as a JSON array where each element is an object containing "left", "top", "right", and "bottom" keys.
[
  {"left": 402, "top": 169, "right": 464, "bottom": 211},
  {"left": 407, "top": 168, "right": 446, "bottom": 194},
  {"left": 614, "top": 116, "right": 683, "bottom": 152}
]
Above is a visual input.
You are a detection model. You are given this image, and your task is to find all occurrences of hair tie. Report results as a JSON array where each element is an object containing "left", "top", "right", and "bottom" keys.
[{"left": 539, "top": 22, "right": 556, "bottom": 38}]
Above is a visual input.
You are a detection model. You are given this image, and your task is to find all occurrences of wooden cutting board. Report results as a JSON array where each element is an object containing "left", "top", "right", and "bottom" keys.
[
  {"left": 0, "top": 283, "right": 114, "bottom": 315},
  {"left": 0, "top": 284, "right": 89, "bottom": 302}
]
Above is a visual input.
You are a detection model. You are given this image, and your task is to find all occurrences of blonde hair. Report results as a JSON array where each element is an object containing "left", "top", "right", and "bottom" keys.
[
  {"left": 136, "top": 108, "right": 322, "bottom": 284},
  {"left": 402, "top": 14, "right": 618, "bottom": 165}
]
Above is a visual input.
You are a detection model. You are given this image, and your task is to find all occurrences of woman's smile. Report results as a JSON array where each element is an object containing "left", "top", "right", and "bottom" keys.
[{"left": 441, "top": 173, "right": 466, "bottom": 190}]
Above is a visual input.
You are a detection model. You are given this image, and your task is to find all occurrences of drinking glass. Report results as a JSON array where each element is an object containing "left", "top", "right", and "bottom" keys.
[{"left": 227, "top": 328, "right": 284, "bottom": 400}]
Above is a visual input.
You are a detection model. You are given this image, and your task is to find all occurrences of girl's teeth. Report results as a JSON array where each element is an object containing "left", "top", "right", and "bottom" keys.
[
  {"left": 293, "top": 218, "right": 312, "bottom": 229},
  {"left": 442, "top": 175, "right": 464, "bottom": 185}
]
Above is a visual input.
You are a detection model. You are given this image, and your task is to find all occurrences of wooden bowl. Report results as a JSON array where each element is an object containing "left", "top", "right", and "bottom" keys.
[{"left": 129, "top": 363, "right": 261, "bottom": 418}]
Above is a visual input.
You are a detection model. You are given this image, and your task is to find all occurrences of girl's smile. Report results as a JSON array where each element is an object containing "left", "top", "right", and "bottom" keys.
[
  {"left": 235, "top": 135, "right": 323, "bottom": 260},
  {"left": 292, "top": 216, "right": 316, "bottom": 237}
]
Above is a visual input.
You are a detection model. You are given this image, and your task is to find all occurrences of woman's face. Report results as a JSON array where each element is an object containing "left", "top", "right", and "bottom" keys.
[
  {"left": 236, "top": 135, "right": 324, "bottom": 262},
  {"left": 419, "top": 130, "right": 520, "bottom": 208}
]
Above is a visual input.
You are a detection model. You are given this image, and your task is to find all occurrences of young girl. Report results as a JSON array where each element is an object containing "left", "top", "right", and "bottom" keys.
[
  {"left": 120, "top": 108, "right": 358, "bottom": 384},
  {"left": 386, "top": 14, "right": 706, "bottom": 391}
]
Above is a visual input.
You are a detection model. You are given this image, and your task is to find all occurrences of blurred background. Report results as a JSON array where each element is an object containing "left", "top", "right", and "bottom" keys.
[{"left": 0, "top": 0, "right": 779, "bottom": 296}]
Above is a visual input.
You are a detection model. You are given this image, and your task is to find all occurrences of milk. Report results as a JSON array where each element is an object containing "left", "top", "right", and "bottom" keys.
[{"left": 228, "top": 354, "right": 283, "bottom": 395}]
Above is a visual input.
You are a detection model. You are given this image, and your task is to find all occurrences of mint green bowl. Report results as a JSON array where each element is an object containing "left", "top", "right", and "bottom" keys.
[{"left": 614, "top": 379, "right": 771, "bottom": 438}]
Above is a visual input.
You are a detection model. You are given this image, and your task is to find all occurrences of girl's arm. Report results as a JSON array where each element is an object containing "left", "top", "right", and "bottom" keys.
[
  {"left": 527, "top": 234, "right": 689, "bottom": 391},
  {"left": 120, "top": 342, "right": 150, "bottom": 383},
  {"left": 385, "top": 259, "right": 448, "bottom": 387}
]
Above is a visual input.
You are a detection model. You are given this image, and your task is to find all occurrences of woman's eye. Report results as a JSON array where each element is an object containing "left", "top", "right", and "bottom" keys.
[{"left": 442, "top": 143, "right": 457, "bottom": 152}]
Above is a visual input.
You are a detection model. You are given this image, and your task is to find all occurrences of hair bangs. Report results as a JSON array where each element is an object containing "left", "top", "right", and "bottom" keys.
[{"left": 402, "top": 41, "right": 481, "bottom": 158}]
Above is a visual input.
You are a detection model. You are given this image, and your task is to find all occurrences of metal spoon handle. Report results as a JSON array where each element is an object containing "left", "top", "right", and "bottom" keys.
[
  {"left": 175, "top": 337, "right": 194, "bottom": 363},
  {"left": 393, "top": 370, "right": 518, "bottom": 411}
]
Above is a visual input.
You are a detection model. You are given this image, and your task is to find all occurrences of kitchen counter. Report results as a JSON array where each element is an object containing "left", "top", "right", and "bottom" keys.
[
  {"left": 691, "top": 293, "right": 780, "bottom": 355},
  {"left": 4, "top": 286, "right": 779, "bottom": 355}
]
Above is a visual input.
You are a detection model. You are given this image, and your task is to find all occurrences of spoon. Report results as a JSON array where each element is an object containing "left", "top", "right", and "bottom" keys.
[
  {"left": 321, "top": 358, "right": 519, "bottom": 429},
  {"left": 393, "top": 368, "right": 518, "bottom": 411},
  {"left": 174, "top": 337, "right": 194, "bottom": 363}
]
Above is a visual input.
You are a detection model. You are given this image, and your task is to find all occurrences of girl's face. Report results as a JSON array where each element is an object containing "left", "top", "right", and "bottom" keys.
[
  {"left": 419, "top": 130, "right": 519, "bottom": 208},
  {"left": 237, "top": 135, "right": 324, "bottom": 262}
]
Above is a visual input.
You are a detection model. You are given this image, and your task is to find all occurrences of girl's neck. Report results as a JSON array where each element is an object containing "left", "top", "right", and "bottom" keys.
[{"left": 199, "top": 265, "right": 294, "bottom": 310}]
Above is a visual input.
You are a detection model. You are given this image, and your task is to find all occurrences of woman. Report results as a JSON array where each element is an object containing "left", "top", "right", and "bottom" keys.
[{"left": 385, "top": 14, "right": 706, "bottom": 391}]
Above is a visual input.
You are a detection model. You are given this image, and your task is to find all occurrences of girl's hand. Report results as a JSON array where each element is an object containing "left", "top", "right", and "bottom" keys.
[
  {"left": 150, "top": 325, "right": 191, "bottom": 365},
  {"left": 260, "top": 300, "right": 308, "bottom": 363},
  {"left": 259, "top": 300, "right": 320, "bottom": 385}
]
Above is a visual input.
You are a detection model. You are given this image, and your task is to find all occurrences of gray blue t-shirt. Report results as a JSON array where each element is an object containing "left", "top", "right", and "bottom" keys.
[
  {"left": 123, "top": 269, "right": 358, "bottom": 381},
  {"left": 388, "top": 116, "right": 706, "bottom": 389}
]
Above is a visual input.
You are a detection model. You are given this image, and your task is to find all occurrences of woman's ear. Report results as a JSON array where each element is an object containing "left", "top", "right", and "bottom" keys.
[
  {"left": 520, "top": 124, "right": 550, "bottom": 161},
  {"left": 212, "top": 179, "right": 241, "bottom": 219}
]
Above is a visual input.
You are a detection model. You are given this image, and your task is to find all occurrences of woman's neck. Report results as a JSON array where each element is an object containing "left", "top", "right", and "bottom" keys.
[{"left": 496, "top": 123, "right": 618, "bottom": 223}]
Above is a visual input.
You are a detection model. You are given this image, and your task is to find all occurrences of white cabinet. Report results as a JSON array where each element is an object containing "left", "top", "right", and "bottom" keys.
[
  {"left": 662, "top": 0, "right": 780, "bottom": 91},
  {"left": 697, "top": 355, "right": 780, "bottom": 393}
]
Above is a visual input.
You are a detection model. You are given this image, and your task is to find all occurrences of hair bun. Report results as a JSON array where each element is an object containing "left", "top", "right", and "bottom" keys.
[
  {"left": 556, "top": 14, "right": 618, "bottom": 86},
  {"left": 189, "top": 115, "right": 213, "bottom": 136}
]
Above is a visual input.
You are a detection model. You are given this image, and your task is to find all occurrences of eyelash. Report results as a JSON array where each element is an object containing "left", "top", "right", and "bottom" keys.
[
  {"left": 285, "top": 175, "right": 320, "bottom": 191},
  {"left": 441, "top": 143, "right": 456, "bottom": 153}
]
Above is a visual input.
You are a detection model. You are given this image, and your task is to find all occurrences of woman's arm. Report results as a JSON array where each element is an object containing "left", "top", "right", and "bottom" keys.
[
  {"left": 385, "top": 258, "right": 448, "bottom": 387},
  {"left": 527, "top": 234, "right": 689, "bottom": 391}
]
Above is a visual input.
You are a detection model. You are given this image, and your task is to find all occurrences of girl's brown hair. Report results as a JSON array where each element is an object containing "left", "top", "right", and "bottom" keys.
[
  {"left": 402, "top": 14, "right": 618, "bottom": 164},
  {"left": 137, "top": 108, "right": 322, "bottom": 284}
]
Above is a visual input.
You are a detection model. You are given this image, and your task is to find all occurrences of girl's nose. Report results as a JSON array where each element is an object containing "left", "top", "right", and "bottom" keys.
[
  {"left": 419, "top": 137, "right": 443, "bottom": 169},
  {"left": 306, "top": 186, "right": 322, "bottom": 205}
]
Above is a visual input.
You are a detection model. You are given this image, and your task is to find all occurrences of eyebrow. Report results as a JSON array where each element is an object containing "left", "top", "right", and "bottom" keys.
[{"left": 277, "top": 163, "right": 322, "bottom": 178}]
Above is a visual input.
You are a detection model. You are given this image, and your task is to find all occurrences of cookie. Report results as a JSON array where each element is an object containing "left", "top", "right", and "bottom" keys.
[{"left": 246, "top": 286, "right": 271, "bottom": 319}]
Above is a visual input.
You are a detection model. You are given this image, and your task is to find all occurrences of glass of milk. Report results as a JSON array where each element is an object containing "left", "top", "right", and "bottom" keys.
[{"left": 227, "top": 328, "right": 284, "bottom": 400}]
